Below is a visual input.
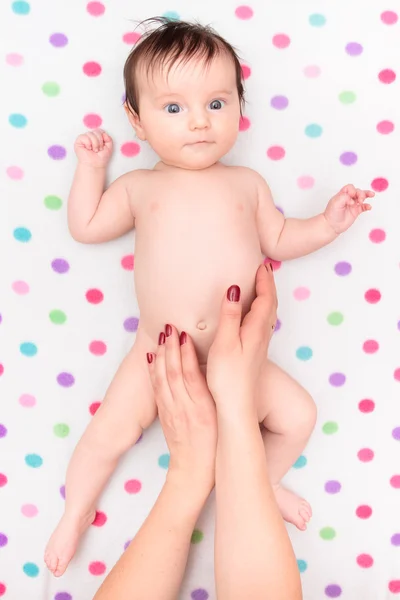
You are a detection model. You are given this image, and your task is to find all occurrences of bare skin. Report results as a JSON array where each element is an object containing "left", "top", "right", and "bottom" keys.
[{"left": 45, "top": 48, "right": 374, "bottom": 577}]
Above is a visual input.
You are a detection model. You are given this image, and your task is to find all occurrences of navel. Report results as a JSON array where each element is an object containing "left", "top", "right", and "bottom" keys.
[{"left": 196, "top": 321, "right": 207, "bottom": 330}]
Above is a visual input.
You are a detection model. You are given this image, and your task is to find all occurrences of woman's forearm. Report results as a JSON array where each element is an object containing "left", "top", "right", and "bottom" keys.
[
  {"left": 93, "top": 475, "right": 208, "bottom": 600},
  {"left": 215, "top": 408, "right": 302, "bottom": 600}
]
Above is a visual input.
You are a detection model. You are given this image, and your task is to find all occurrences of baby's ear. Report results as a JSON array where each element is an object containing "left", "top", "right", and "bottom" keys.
[{"left": 124, "top": 103, "right": 146, "bottom": 141}]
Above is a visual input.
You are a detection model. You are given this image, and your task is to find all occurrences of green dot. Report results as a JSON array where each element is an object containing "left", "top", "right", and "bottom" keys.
[
  {"left": 323, "top": 421, "right": 338, "bottom": 435},
  {"left": 53, "top": 423, "right": 70, "bottom": 438},
  {"left": 339, "top": 91, "right": 356, "bottom": 104},
  {"left": 327, "top": 312, "right": 344, "bottom": 326},
  {"left": 296, "top": 346, "right": 313, "bottom": 361},
  {"left": 44, "top": 195, "right": 62, "bottom": 210},
  {"left": 191, "top": 529, "right": 204, "bottom": 544},
  {"left": 49, "top": 309, "right": 67, "bottom": 324},
  {"left": 42, "top": 81, "right": 60, "bottom": 97},
  {"left": 320, "top": 527, "right": 336, "bottom": 540}
]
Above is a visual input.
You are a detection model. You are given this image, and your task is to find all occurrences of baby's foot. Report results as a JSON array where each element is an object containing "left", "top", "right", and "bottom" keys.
[
  {"left": 44, "top": 509, "right": 96, "bottom": 577},
  {"left": 273, "top": 484, "right": 312, "bottom": 531}
]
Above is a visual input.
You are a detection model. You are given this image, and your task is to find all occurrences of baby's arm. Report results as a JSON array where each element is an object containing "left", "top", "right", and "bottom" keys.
[{"left": 68, "top": 129, "right": 135, "bottom": 244}]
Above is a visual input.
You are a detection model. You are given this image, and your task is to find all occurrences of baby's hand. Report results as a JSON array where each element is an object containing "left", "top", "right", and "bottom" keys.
[
  {"left": 74, "top": 129, "right": 113, "bottom": 168},
  {"left": 324, "top": 184, "right": 374, "bottom": 235}
]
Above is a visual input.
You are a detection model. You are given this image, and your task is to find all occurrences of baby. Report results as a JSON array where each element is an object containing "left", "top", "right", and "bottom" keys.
[{"left": 45, "top": 18, "right": 373, "bottom": 576}]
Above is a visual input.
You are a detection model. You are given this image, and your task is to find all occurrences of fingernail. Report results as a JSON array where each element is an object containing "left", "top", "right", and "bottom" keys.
[
  {"left": 269, "top": 262, "right": 273, "bottom": 272},
  {"left": 227, "top": 285, "right": 241, "bottom": 302},
  {"left": 158, "top": 332, "right": 165, "bottom": 345},
  {"left": 146, "top": 352, "right": 153, "bottom": 364},
  {"left": 179, "top": 331, "right": 187, "bottom": 345},
  {"left": 165, "top": 324, "right": 172, "bottom": 337}
]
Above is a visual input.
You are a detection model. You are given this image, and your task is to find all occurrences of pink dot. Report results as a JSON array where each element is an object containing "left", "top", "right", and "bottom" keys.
[
  {"left": 272, "top": 34, "right": 291, "bottom": 49},
  {"left": 122, "top": 32, "right": 141, "bottom": 45},
  {"left": 6, "top": 166, "right": 24, "bottom": 180},
  {"left": 21, "top": 504, "right": 38, "bottom": 517},
  {"left": 12, "top": 280, "right": 29, "bottom": 295},
  {"left": 121, "top": 142, "right": 140, "bottom": 157},
  {"left": 86, "top": 1, "right": 105, "bottom": 16},
  {"left": 6, "top": 53, "right": 24, "bottom": 66},
  {"left": 89, "top": 340, "right": 107, "bottom": 356},
  {"left": 83, "top": 113, "right": 102, "bottom": 128},
  {"left": 124, "top": 479, "right": 142, "bottom": 494},
  {"left": 293, "top": 287, "right": 310, "bottom": 301},
  {"left": 121, "top": 254, "right": 134, "bottom": 270},
  {"left": 358, "top": 448, "right": 374, "bottom": 462},
  {"left": 297, "top": 175, "right": 315, "bottom": 189},
  {"left": 377, "top": 120, "right": 394, "bottom": 134},
  {"left": 0, "top": 474, "right": 7, "bottom": 487},
  {"left": 19, "top": 394, "right": 36, "bottom": 407},
  {"left": 89, "top": 401, "right": 101, "bottom": 415},
  {"left": 389, "top": 581, "right": 400, "bottom": 593},
  {"left": 364, "top": 289, "right": 381, "bottom": 303},
  {"left": 239, "top": 116, "right": 251, "bottom": 131},
  {"left": 371, "top": 177, "right": 388, "bottom": 192},
  {"left": 264, "top": 258, "right": 282, "bottom": 271},
  {"left": 0, "top": 365, "right": 3, "bottom": 377},
  {"left": 241, "top": 64, "right": 251, "bottom": 79},
  {"left": 83, "top": 61, "right": 102, "bottom": 77},
  {"left": 89, "top": 561, "right": 106, "bottom": 575},
  {"left": 357, "top": 554, "right": 373, "bottom": 568},
  {"left": 267, "top": 146, "right": 285, "bottom": 160},
  {"left": 363, "top": 339, "right": 379, "bottom": 354},
  {"left": 86, "top": 288, "right": 104, "bottom": 304},
  {"left": 358, "top": 399, "right": 375, "bottom": 413},
  {"left": 235, "top": 5, "right": 254, "bottom": 19},
  {"left": 92, "top": 510, "right": 107, "bottom": 526},
  {"left": 395, "top": 368, "right": 400, "bottom": 382},
  {"left": 303, "top": 65, "right": 321, "bottom": 78},
  {"left": 390, "top": 475, "right": 400, "bottom": 489},
  {"left": 381, "top": 11, "right": 398, "bottom": 25},
  {"left": 356, "top": 504, "right": 372, "bottom": 518},
  {"left": 378, "top": 69, "right": 396, "bottom": 84},
  {"left": 369, "top": 228, "right": 386, "bottom": 243},
  {"left": 0, "top": 583, "right": 6, "bottom": 596}
]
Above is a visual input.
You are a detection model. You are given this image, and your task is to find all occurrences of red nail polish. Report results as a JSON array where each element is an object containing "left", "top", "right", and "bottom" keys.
[
  {"left": 227, "top": 285, "right": 240, "bottom": 302},
  {"left": 179, "top": 331, "right": 187, "bottom": 345},
  {"left": 165, "top": 324, "right": 172, "bottom": 337},
  {"left": 158, "top": 332, "right": 165, "bottom": 345},
  {"left": 146, "top": 352, "right": 153, "bottom": 364}
]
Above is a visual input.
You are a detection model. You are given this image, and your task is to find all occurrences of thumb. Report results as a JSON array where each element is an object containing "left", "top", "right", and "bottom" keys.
[{"left": 212, "top": 285, "right": 242, "bottom": 350}]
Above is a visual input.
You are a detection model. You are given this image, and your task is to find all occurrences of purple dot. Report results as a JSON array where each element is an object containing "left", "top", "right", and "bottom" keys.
[
  {"left": 191, "top": 590, "right": 209, "bottom": 600},
  {"left": 325, "top": 480, "right": 341, "bottom": 494},
  {"left": 57, "top": 372, "right": 75, "bottom": 387},
  {"left": 123, "top": 317, "right": 139, "bottom": 333},
  {"left": 345, "top": 42, "right": 363, "bottom": 56},
  {"left": 55, "top": 594, "right": 72, "bottom": 600},
  {"left": 135, "top": 433, "right": 143, "bottom": 444},
  {"left": 274, "top": 318, "right": 281, "bottom": 332},
  {"left": 325, "top": 585, "right": 342, "bottom": 598},
  {"left": 334, "top": 261, "right": 352, "bottom": 276},
  {"left": 60, "top": 485, "right": 66, "bottom": 499},
  {"left": 49, "top": 33, "right": 68, "bottom": 47},
  {"left": 124, "top": 540, "right": 131, "bottom": 551},
  {"left": 0, "top": 424, "right": 7, "bottom": 438},
  {"left": 340, "top": 152, "right": 357, "bottom": 166},
  {"left": 271, "top": 95, "right": 289, "bottom": 110},
  {"left": 48, "top": 145, "right": 66, "bottom": 160},
  {"left": 0, "top": 313, "right": 2, "bottom": 324},
  {"left": 329, "top": 372, "right": 346, "bottom": 387},
  {"left": 51, "top": 258, "right": 69, "bottom": 274},
  {"left": 397, "top": 320, "right": 400, "bottom": 331},
  {"left": 276, "top": 206, "right": 285, "bottom": 215},
  {"left": 392, "top": 427, "right": 400, "bottom": 441},
  {"left": 391, "top": 533, "right": 400, "bottom": 546},
  {"left": 0, "top": 533, "right": 8, "bottom": 547}
]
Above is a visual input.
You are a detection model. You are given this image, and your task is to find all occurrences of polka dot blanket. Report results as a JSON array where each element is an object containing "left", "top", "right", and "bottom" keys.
[{"left": 1, "top": 1, "right": 399, "bottom": 598}]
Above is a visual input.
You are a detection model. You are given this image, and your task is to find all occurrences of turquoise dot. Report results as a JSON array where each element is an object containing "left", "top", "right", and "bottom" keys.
[
  {"left": 13, "top": 227, "right": 31, "bottom": 242},
  {"left": 297, "top": 559, "right": 308, "bottom": 573},
  {"left": 296, "top": 346, "right": 313, "bottom": 361},
  {"left": 23, "top": 562, "right": 39, "bottom": 577},
  {"left": 20, "top": 342, "right": 37, "bottom": 357},
  {"left": 309, "top": 13, "right": 326, "bottom": 27},
  {"left": 158, "top": 453, "right": 170, "bottom": 469},
  {"left": 9, "top": 113, "right": 27, "bottom": 128},
  {"left": 162, "top": 10, "right": 180, "bottom": 20},
  {"left": 293, "top": 455, "right": 307, "bottom": 469},
  {"left": 25, "top": 454, "right": 43, "bottom": 468},
  {"left": 305, "top": 124, "right": 322, "bottom": 138},
  {"left": 12, "top": 0, "right": 30, "bottom": 14}
]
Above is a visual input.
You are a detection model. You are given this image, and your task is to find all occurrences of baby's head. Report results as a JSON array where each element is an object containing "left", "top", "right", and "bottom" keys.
[{"left": 123, "top": 18, "right": 244, "bottom": 170}]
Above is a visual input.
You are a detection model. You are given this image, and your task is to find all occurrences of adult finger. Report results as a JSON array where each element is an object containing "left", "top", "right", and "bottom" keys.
[
  {"left": 179, "top": 332, "right": 211, "bottom": 402},
  {"left": 241, "top": 263, "right": 277, "bottom": 344},
  {"left": 212, "top": 283, "right": 242, "bottom": 351},
  {"left": 164, "top": 325, "right": 188, "bottom": 402},
  {"left": 151, "top": 335, "right": 175, "bottom": 412}
]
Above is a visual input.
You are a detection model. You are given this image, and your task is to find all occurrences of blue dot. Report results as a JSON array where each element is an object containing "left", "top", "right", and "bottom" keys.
[
  {"left": 297, "top": 559, "right": 308, "bottom": 573},
  {"left": 25, "top": 454, "right": 43, "bottom": 468},
  {"left": 12, "top": 0, "right": 30, "bottom": 14},
  {"left": 296, "top": 346, "right": 313, "bottom": 361},
  {"left": 158, "top": 453, "right": 170, "bottom": 469},
  {"left": 305, "top": 124, "right": 322, "bottom": 138},
  {"left": 309, "top": 13, "right": 326, "bottom": 27},
  {"left": 293, "top": 455, "right": 307, "bottom": 469},
  {"left": 9, "top": 113, "right": 27, "bottom": 128},
  {"left": 163, "top": 10, "right": 180, "bottom": 20},
  {"left": 13, "top": 227, "right": 31, "bottom": 242},
  {"left": 20, "top": 342, "right": 37, "bottom": 357},
  {"left": 23, "top": 562, "right": 39, "bottom": 577}
]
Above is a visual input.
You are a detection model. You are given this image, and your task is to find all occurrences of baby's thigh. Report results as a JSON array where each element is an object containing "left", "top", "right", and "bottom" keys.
[{"left": 256, "top": 359, "right": 317, "bottom": 434}]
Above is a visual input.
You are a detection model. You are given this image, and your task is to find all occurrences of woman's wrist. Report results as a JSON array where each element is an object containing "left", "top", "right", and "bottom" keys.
[{"left": 165, "top": 468, "right": 213, "bottom": 513}]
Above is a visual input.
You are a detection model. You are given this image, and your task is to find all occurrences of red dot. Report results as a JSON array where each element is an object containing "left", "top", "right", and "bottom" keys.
[
  {"left": 86, "top": 288, "right": 104, "bottom": 304},
  {"left": 371, "top": 177, "right": 388, "bottom": 192},
  {"left": 390, "top": 475, "right": 400, "bottom": 489},
  {"left": 121, "top": 254, "right": 134, "bottom": 270},
  {"left": 124, "top": 479, "right": 142, "bottom": 494},
  {"left": 83, "top": 61, "right": 102, "bottom": 77},
  {"left": 89, "top": 341, "right": 107, "bottom": 356},
  {"left": 378, "top": 69, "right": 396, "bottom": 84},
  {"left": 89, "top": 561, "right": 106, "bottom": 575},
  {"left": 363, "top": 339, "right": 379, "bottom": 354},
  {"left": 356, "top": 504, "right": 372, "bottom": 519},
  {"left": 92, "top": 510, "right": 107, "bottom": 526},
  {"left": 87, "top": 2, "right": 105, "bottom": 16},
  {"left": 0, "top": 364, "right": 3, "bottom": 376},
  {"left": 0, "top": 473, "right": 7, "bottom": 487},
  {"left": 121, "top": 142, "right": 140, "bottom": 157},
  {"left": 358, "top": 399, "right": 375, "bottom": 413},
  {"left": 272, "top": 34, "right": 291, "bottom": 49},
  {"left": 241, "top": 64, "right": 251, "bottom": 79},
  {"left": 265, "top": 258, "right": 282, "bottom": 271},
  {"left": 364, "top": 289, "right": 381, "bottom": 303},
  {"left": 358, "top": 448, "right": 374, "bottom": 462},
  {"left": 0, "top": 583, "right": 6, "bottom": 597},
  {"left": 357, "top": 553, "right": 374, "bottom": 568},
  {"left": 381, "top": 11, "right": 398, "bottom": 25},
  {"left": 89, "top": 401, "right": 101, "bottom": 415},
  {"left": 239, "top": 116, "right": 251, "bottom": 131},
  {"left": 369, "top": 228, "right": 386, "bottom": 243},
  {"left": 377, "top": 120, "right": 394, "bottom": 134},
  {"left": 122, "top": 32, "right": 141, "bottom": 45},
  {"left": 267, "top": 145, "right": 286, "bottom": 160},
  {"left": 394, "top": 368, "right": 400, "bottom": 382},
  {"left": 83, "top": 113, "right": 102, "bottom": 129}
]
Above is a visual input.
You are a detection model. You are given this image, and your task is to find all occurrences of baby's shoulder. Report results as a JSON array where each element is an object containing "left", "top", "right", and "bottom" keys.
[{"left": 227, "top": 165, "right": 267, "bottom": 189}]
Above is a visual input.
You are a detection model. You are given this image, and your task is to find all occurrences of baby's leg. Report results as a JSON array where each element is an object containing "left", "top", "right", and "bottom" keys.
[
  {"left": 44, "top": 328, "right": 157, "bottom": 577},
  {"left": 256, "top": 359, "right": 317, "bottom": 531}
]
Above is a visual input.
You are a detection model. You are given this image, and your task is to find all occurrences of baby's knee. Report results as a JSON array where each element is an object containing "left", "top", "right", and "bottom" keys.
[{"left": 296, "top": 390, "right": 317, "bottom": 435}]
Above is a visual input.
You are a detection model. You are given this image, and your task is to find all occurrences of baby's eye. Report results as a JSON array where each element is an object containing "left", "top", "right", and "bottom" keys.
[
  {"left": 209, "top": 99, "right": 225, "bottom": 110},
  {"left": 165, "top": 103, "right": 181, "bottom": 114}
]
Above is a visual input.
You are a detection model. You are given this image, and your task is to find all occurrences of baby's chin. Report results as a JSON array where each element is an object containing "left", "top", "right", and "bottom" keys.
[{"left": 159, "top": 146, "right": 229, "bottom": 171}]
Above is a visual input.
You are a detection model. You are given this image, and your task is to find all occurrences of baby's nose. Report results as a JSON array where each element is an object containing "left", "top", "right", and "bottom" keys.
[{"left": 189, "top": 110, "right": 210, "bottom": 130}]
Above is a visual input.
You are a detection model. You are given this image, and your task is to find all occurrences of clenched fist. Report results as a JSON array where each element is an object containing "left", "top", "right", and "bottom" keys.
[{"left": 74, "top": 128, "right": 113, "bottom": 168}]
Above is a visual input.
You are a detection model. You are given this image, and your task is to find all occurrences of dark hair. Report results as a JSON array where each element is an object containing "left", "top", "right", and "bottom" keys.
[{"left": 123, "top": 17, "right": 245, "bottom": 116}]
